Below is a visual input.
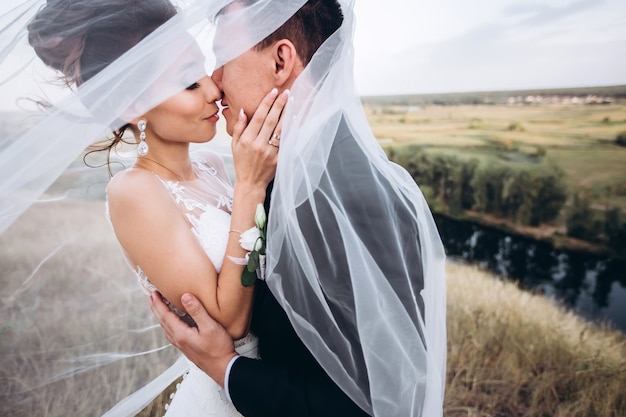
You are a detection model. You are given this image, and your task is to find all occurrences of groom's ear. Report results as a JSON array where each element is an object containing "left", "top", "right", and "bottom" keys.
[{"left": 271, "top": 39, "right": 302, "bottom": 87}]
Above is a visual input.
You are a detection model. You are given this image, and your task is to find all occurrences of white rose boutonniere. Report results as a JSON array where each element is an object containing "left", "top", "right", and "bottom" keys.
[
  {"left": 240, "top": 204, "right": 267, "bottom": 286},
  {"left": 239, "top": 227, "right": 262, "bottom": 252}
]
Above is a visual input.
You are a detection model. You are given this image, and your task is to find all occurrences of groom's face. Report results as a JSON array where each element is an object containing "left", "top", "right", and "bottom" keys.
[{"left": 212, "top": 47, "right": 276, "bottom": 136}]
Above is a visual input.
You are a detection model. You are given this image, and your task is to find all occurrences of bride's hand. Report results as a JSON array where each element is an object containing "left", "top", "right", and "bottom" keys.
[{"left": 231, "top": 88, "right": 288, "bottom": 189}]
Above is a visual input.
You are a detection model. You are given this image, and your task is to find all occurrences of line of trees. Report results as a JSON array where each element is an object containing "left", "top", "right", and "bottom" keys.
[
  {"left": 387, "top": 146, "right": 568, "bottom": 226},
  {"left": 566, "top": 193, "right": 626, "bottom": 256},
  {"left": 387, "top": 145, "right": 626, "bottom": 257}
]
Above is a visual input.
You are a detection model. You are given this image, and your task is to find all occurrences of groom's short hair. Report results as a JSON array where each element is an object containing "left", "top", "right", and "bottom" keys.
[
  {"left": 230, "top": 0, "right": 343, "bottom": 66},
  {"left": 258, "top": 0, "right": 343, "bottom": 65}
]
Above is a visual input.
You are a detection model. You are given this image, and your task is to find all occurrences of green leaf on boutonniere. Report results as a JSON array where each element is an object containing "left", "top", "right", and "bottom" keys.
[
  {"left": 247, "top": 251, "right": 259, "bottom": 272},
  {"left": 242, "top": 251, "right": 259, "bottom": 287},
  {"left": 241, "top": 268, "right": 256, "bottom": 287},
  {"left": 240, "top": 203, "right": 268, "bottom": 287}
]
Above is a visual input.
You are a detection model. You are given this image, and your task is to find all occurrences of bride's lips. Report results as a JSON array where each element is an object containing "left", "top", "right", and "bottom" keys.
[{"left": 205, "top": 110, "right": 219, "bottom": 122}]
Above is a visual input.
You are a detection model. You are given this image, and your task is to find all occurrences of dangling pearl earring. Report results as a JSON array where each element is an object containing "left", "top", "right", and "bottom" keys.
[{"left": 137, "top": 119, "right": 149, "bottom": 156}]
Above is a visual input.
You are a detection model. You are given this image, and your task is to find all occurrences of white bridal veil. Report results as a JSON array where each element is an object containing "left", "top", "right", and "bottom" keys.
[{"left": 0, "top": 0, "right": 446, "bottom": 416}]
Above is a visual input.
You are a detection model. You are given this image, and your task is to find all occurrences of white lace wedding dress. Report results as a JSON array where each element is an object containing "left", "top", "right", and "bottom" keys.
[{"left": 107, "top": 151, "right": 258, "bottom": 417}]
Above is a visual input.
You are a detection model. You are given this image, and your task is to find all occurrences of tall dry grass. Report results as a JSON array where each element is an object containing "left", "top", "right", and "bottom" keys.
[
  {"left": 0, "top": 199, "right": 180, "bottom": 416},
  {"left": 1, "top": 166, "right": 624, "bottom": 416},
  {"left": 445, "top": 262, "right": 626, "bottom": 417},
  {"left": 137, "top": 262, "right": 626, "bottom": 417}
]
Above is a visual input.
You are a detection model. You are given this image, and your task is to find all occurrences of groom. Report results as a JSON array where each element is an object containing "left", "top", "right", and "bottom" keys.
[
  {"left": 152, "top": 1, "right": 370, "bottom": 416},
  {"left": 151, "top": 1, "right": 417, "bottom": 416}
]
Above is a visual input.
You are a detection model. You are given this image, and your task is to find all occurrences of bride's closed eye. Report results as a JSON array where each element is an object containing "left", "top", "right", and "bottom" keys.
[{"left": 186, "top": 82, "right": 201, "bottom": 90}]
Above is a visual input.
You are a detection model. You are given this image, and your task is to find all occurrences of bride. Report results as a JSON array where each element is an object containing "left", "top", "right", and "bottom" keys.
[
  {"left": 25, "top": 0, "right": 285, "bottom": 415},
  {"left": 1, "top": 0, "right": 446, "bottom": 416}
]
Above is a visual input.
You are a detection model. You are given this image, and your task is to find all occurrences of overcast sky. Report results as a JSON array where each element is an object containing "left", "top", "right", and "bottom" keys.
[
  {"left": 2, "top": 0, "right": 625, "bottom": 111},
  {"left": 353, "top": 0, "right": 626, "bottom": 95}
]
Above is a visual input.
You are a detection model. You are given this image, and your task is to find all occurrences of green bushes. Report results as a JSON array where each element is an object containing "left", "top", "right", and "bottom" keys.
[
  {"left": 389, "top": 145, "right": 626, "bottom": 256},
  {"left": 605, "top": 208, "right": 626, "bottom": 256},
  {"left": 566, "top": 196, "right": 626, "bottom": 256},
  {"left": 387, "top": 146, "right": 568, "bottom": 226},
  {"left": 566, "top": 193, "right": 601, "bottom": 240},
  {"left": 470, "top": 164, "right": 567, "bottom": 225}
]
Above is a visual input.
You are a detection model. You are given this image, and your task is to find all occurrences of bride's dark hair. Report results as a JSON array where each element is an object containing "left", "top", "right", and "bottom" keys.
[
  {"left": 28, "top": 0, "right": 177, "bottom": 86},
  {"left": 27, "top": 0, "right": 177, "bottom": 172}
]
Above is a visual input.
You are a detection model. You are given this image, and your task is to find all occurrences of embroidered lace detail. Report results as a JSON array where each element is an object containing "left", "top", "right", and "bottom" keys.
[
  {"left": 234, "top": 332, "right": 257, "bottom": 349},
  {"left": 163, "top": 361, "right": 249, "bottom": 417},
  {"left": 187, "top": 206, "right": 231, "bottom": 272},
  {"left": 157, "top": 154, "right": 233, "bottom": 269},
  {"left": 136, "top": 265, "right": 157, "bottom": 295},
  {"left": 195, "top": 161, "right": 218, "bottom": 176},
  {"left": 162, "top": 336, "right": 258, "bottom": 417}
]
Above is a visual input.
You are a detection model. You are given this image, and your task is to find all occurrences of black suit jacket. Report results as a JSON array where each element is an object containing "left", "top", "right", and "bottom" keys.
[{"left": 228, "top": 118, "right": 424, "bottom": 417}]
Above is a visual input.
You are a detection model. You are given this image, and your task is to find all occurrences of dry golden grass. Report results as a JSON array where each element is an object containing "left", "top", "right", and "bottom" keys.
[
  {"left": 0, "top": 200, "right": 179, "bottom": 416},
  {"left": 445, "top": 262, "right": 626, "bottom": 417},
  {"left": 1, "top": 152, "right": 625, "bottom": 416},
  {"left": 139, "top": 262, "right": 626, "bottom": 417}
]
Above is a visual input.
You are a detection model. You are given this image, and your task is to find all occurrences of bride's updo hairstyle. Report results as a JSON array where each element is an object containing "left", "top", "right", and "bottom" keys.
[
  {"left": 28, "top": 0, "right": 177, "bottom": 87},
  {"left": 27, "top": 0, "right": 177, "bottom": 170}
]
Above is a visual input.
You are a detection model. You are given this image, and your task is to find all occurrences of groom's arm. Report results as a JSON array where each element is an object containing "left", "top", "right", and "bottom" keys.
[{"left": 228, "top": 357, "right": 370, "bottom": 417}]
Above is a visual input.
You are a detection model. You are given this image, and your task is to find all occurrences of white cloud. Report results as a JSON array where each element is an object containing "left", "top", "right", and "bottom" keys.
[
  {"left": 2, "top": 0, "right": 625, "bottom": 109},
  {"left": 354, "top": 0, "right": 626, "bottom": 95}
]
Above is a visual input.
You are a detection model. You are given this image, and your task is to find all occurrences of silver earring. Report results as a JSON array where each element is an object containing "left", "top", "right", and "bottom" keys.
[{"left": 137, "top": 119, "right": 149, "bottom": 156}]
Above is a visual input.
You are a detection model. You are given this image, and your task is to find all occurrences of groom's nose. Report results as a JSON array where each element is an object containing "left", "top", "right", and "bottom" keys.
[{"left": 211, "top": 67, "right": 224, "bottom": 91}]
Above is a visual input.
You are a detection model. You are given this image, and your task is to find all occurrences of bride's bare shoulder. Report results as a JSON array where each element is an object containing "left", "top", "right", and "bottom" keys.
[{"left": 106, "top": 168, "right": 165, "bottom": 206}]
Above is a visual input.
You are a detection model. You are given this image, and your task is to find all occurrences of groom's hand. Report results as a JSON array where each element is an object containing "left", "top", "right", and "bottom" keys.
[{"left": 149, "top": 291, "right": 237, "bottom": 386}]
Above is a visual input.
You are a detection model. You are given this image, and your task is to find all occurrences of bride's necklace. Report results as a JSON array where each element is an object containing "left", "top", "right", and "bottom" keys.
[{"left": 137, "top": 156, "right": 192, "bottom": 181}]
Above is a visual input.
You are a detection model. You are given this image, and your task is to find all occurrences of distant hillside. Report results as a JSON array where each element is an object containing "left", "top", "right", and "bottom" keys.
[{"left": 361, "top": 84, "right": 626, "bottom": 106}]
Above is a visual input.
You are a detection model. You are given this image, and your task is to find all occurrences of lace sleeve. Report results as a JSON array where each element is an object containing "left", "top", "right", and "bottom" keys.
[{"left": 191, "top": 150, "right": 232, "bottom": 185}]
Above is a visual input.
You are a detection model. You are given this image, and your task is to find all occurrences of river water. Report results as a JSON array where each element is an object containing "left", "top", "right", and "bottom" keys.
[{"left": 434, "top": 214, "right": 626, "bottom": 333}]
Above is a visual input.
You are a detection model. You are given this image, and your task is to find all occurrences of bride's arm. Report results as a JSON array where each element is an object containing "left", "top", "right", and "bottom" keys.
[
  {"left": 107, "top": 89, "right": 286, "bottom": 339},
  {"left": 212, "top": 88, "right": 288, "bottom": 337}
]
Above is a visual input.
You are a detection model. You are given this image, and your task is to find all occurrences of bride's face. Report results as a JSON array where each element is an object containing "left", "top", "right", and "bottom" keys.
[
  {"left": 140, "top": 42, "right": 222, "bottom": 145},
  {"left": 143, "top": 75, "right": 221, "bottom": 145}
]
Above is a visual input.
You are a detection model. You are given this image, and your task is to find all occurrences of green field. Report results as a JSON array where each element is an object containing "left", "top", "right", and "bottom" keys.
[{"left": 365, "top": 100, "right": 626, "bottom": 212}]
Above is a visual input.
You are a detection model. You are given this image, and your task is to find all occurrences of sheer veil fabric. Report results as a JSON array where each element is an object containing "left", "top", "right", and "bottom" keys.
[
  {"left": 0, "top": 0, "right": 446, "bottom": 416},
  {"left": 265, "top": 5, "right": 447, "bottom": 415}
]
